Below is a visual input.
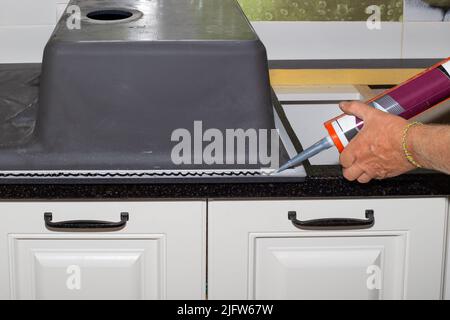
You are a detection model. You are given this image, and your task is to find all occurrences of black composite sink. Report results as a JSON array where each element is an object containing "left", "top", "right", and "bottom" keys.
[{"left": 0, "top": 0, "right": 279, "bottom": 174}]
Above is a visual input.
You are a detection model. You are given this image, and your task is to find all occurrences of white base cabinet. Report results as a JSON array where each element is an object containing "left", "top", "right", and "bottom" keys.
[
  {"left": 208, "top": 198, "right": 448, "bottom": 300},
  {"left": 1, "top": 198, "right": 448, "bottom": 300},
  {"left": 0, "top": 202, "right": 206, "bottom": 300}
]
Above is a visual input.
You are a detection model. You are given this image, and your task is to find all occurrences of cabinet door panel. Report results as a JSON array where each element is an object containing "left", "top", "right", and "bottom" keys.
[
  {"left": 252, "top": 236, "right": 405, "bottom": 300},
  {"left": 10, "top": 237, "right": 163, "bottom": 300},
  {"left": 209, "top": 198, "right": 447, "bottom": 300},
  {"left": 0, "top": 201, "right": 206, "bottom": 300}
]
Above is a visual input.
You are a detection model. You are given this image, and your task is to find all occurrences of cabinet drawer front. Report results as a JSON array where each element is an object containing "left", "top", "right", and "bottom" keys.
[
  {"left": 208, "top": 198, "right": 447, "bottom": 300},
  {"left": 0, "top": 201, "right": 206, "bottom": 300},
  {"left": 209, "top": 199, "right": 446, "bottom": 232},
  {"left": 0, "top": 202, "right": 202, "bottom": 233}
]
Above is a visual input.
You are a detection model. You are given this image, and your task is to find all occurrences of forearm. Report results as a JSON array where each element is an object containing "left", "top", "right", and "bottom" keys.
[{"left": 409, "top": 124, "right": 450, "bottom": 174}]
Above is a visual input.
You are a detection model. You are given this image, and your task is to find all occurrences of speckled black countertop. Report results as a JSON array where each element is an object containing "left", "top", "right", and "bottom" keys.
[{"left": 0, "top": 167, "right": 448, "bottom": 200}]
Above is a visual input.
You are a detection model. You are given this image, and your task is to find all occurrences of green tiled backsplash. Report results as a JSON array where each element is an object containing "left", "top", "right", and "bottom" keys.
[{"left": 238, "top": 0, "right": 403, "bottom": 21}]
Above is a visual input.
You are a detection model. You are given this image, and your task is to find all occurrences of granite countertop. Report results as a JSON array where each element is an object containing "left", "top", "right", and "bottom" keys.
[
  {"left": 0, "top": 167, "right": 448, "bottom": 200},
  {"left": 0, "top": 61, "right": 448, "bottom": 200}
]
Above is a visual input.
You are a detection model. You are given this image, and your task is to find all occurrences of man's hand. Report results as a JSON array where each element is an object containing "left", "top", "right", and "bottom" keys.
[{"left": 338, "top": 101, "right": 415, "bottom": 183}]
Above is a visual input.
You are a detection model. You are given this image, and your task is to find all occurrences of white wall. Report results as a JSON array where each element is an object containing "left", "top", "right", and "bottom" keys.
[
  {"left": 0, "top": 0, "right": 69, "bottom": 63},
  {"left": 252, "top": 22, "right": 403, "bottom": 60},
  {"left": 253, "top": 21, "right": 450, "bottom": 60},
  {"left": 0, "top": 1, "right": 449, "bottom": 63}
]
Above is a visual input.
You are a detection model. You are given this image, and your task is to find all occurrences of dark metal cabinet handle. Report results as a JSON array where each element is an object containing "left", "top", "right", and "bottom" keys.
[
  {"left": 44, "top": 212, "right": 129, "bottom": 230},
  {"left": 288, "top": 210, "right": 374, "bottom": 230}
]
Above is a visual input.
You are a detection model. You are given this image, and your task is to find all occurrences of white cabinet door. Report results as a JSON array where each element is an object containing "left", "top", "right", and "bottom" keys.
[
  {"left": 11, "top": 237, "right": 162, "bottom": 300},
  {"left": 253, "top": 236, "right": 404, "bottom": 300},
  {"left": 208, "top": 198, "right": 447, "bottom": 300},
  {"left": 0, "top": 201, "right": 206, "bottom": 300}
]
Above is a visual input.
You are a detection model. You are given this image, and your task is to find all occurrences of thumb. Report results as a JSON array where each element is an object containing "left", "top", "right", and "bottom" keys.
[{"left": 339, "top": 101, "right": 372, "bottom": 120}]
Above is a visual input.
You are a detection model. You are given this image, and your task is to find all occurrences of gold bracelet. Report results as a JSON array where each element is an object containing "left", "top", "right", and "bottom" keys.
[{"left": 402, "top": 121, "right": 423, "bottom": 168}]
